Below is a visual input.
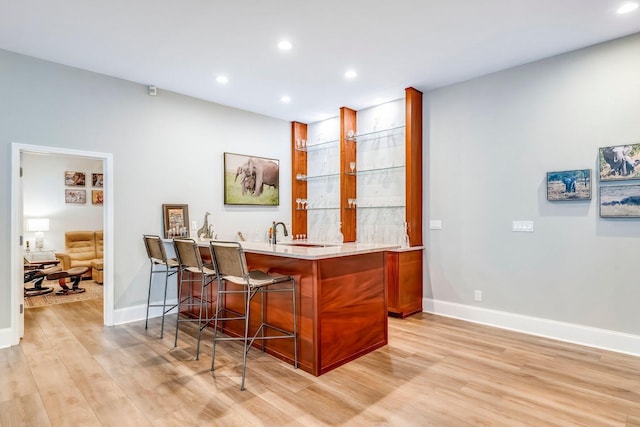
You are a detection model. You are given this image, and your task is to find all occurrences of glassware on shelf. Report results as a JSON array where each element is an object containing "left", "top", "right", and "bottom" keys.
[
  {"left": 349, "top": 161, "right": 356, "bottom": 173},
  {"left": 296, "top": 198, "right": 301, "bottom": 209}
]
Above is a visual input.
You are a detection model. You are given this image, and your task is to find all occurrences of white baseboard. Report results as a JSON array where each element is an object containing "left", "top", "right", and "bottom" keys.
[
  {"left": 423, "top": 298, "right": 640, "bottom": 357},
  {"left": 0, "top": 327, "right": 15, "bottom": 349},
  {"left": 112, "top": 299, "right": 178, "bottom": 326}
]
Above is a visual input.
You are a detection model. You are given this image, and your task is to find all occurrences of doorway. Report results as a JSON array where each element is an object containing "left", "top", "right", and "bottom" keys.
[{"left": 10, "top": 143, "right": 114, "bottom": 345}]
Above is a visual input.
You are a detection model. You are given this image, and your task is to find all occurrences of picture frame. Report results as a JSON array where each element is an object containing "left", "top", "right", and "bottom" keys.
[
  {"left": 599, "top": 184, "right": 640, "bottom": 218},
  {"left": 224, "top": 152, "right": 279, "bottom": 206},
  {"left": 92, "top": 190, "right": 103, "bottom": 205},
  {"left": 546, "top": 169, "right": 591, "bottom": 201},
  {"left": 65, "top": 189, "right": 86, "bottom": 204},
  {"left": 598, "top": 143, "right": 640, "bottom": 181},
  {"left": 162, "top": 204, "right": 190, "bottom": 238},
  {"left": 92, "top": 173, "right": 104, "bottom": 187},
  {"left": 65, "top": 171, "right": 86, "bottom": 186}
]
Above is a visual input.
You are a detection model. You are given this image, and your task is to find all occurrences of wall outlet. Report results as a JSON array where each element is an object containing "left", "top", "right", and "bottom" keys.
[
  {"left": 474, "top": 290, "right": 482, "bottom": 301},
  {"left": 191, "top": 220, "right": 197, "bottom": 230},
  {"left": 429, "top": 220, "right": 442, "bottom": 230}
]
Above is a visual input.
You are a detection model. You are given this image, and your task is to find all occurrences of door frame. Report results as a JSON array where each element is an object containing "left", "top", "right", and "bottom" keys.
[{"left": 10, "top": 142, "right": 114, "bottom": 345}]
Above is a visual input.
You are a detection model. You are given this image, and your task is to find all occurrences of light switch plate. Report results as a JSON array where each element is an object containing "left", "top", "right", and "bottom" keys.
[
  {"left": 512, "top": 221, "right": 534, "bottom": 232},
  {"left": 429, "top": 220, "right": 442, "bottom": 230}
]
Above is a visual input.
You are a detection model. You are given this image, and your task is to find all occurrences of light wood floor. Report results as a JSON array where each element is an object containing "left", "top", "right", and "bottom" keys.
[{"left": 1, "top": 298, "right": 639, "bottom": 426}]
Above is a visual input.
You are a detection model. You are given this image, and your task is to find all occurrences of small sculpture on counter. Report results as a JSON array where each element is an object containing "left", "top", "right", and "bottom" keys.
[
  {"left": 237, "top": 231, "right": 245, "bottom": 242},
  {"left": 197, "top": 212, "right": 214, "bottom": 240}
]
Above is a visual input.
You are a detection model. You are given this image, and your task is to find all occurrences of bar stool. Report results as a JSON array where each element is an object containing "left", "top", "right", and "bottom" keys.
[
  {"left": 173, "top": 238, "right": 217, "bottom": 360},
  {"left": 142, "top": 235, "right": 179, "bottom": 338},
  {"left": 209, "top": 240, "right": 297, "bottom": 391}
]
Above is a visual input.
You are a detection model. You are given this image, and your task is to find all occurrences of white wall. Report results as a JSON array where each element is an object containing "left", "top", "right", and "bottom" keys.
[
  {"left": 0, "top": 49, "right": 290, "bottom": 329},
  {"left": 23, "top": 153, "right": 103, "bottom": 252},
  {"left": 426, "top": 33, "right": 640, "bottom": 336}
]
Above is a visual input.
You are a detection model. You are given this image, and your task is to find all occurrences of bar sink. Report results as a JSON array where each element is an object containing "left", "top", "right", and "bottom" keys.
[{"left": 278, "top": 242, "right": 338, "bottom": 248}]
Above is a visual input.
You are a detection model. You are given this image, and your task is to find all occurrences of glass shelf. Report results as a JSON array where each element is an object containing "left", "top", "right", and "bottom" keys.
[
  {"left": 356, "top": 205, "right": 405, "bottom": 209},
  {"left": 346, "top": 125, "right": 405, "bottom": 143},
  {"left": 296, "top": 172, "right": 340, "bottom": 181},
  {"left": 345, "top": 165, "right": 405, "bottom": 176},
  {"left": 295, "top": 138, "right": 339, "bottom": 152},
  {"left": 296, "top": 207, "right": 340, "bottom": 211}
]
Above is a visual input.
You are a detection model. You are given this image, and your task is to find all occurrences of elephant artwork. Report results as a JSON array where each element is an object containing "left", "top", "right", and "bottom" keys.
[
  {"left": 225, "top": 152, "right": 280, "bottom": 205},
  {"left": 235, "top": 157, "right": 279, "bottom": 197},
  {"left": 546, "top": 169, "right": 591, "bottom": 201},
  {"left": 599, "top": 143, "right": 640, "bottom": 181}
]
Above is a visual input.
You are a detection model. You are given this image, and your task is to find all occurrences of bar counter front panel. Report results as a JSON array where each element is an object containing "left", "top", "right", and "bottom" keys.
[{"left": 180, "top": 242, "right": 390, "bottom": 376}]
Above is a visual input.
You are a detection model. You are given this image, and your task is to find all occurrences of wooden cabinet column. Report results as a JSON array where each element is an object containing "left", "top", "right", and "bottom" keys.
[
  {"left": 291, "top": 121, "right": 307, "bottom": 237},
  {"left": 340, "top": 107, "right": 357, "bottom": 242},
  {"left": 405, "top": 87, "right": 423, "bottom": 246}
]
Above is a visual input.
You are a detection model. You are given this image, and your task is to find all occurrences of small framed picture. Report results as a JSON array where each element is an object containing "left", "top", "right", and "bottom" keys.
[
  {"left": 65, "top": 189, "right": 86, "bottom": 204},
  {"left": 92, "top": 173, "right": 104, "bottom": 187},
  {"left": 600, "top": 184, "right": 640, "bottom": 218},
  {"left": 598, "top": 143, "right": 640, "bottom": 181},
  {"left": 92, "top": 190, "right": 103, "bottom": 205},
  {"left": 546, "top": 169, "right": 591, "bottom": 201},
  {"left": 65, "top": 171, "right": 86, "bottom": 186},
  {"left": 162, "top": 204, "right": 190, "bottom": 238}
]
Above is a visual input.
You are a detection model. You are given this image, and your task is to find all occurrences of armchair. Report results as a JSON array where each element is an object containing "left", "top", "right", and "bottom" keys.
[{"left": 55, "top": 230, "right": 103, "bottom": 281}]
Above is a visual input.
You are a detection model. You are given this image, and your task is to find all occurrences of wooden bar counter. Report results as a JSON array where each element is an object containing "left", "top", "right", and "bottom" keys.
[{"left": 185, "top": 241, "right": 395, "bottom": 376}]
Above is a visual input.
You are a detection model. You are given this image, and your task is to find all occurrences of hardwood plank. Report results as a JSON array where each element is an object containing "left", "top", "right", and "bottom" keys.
[{"left": 2, "top": 300, "right": 638, "bottom": 426}]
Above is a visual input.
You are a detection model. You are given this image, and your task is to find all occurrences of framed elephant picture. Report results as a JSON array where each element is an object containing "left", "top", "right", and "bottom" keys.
[
  {"left": 546, "top": 169, "right": 591, "bottom": 201},
  {"left": 598, "top": 143, "right": 640, "bottom": 181},
  {"left": 223, "top": 152, "right": 279, "bottom": 206}
]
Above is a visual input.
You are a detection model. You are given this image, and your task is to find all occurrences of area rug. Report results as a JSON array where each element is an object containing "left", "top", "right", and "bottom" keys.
[{"left": 24, "top": 279, "right": 103, "bottom": 308}]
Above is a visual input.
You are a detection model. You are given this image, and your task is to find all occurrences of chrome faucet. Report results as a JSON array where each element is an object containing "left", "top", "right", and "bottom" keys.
[{"left": 271, "top": 221, "right": 288, "bottom": 244}]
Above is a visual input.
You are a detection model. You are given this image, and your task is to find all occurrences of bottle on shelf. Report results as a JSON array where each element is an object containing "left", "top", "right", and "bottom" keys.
[
  {"left": 335, "top": 222, "right": 344, "bottom": 244},
  {"left": 401, "top": 222, "right": 410, "bottom": 248}
]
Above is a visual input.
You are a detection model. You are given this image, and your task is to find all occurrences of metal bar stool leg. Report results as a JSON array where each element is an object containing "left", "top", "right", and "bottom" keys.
[
  {"left": 211, "top": 277, "right": 223, "bottom": 371},
  {"left": 291, "top": 278, "right": 298, "bottom": 369},
  {"left": 145, "top": 263, "right": 154, "bottom": 330},
  {"left": 174, "top": 269, "right": 184, "bottom": 348},
  {"left": 160, "top": 264, "right": 170, "bottom": 339},
  {"left": 241, "top": 286, "right": 252, "bottom": 391}
]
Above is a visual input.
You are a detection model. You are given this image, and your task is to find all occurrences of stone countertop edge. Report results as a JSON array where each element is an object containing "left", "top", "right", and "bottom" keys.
[{"left": 197, "top": 240, "right": 401, "bottom": 260}]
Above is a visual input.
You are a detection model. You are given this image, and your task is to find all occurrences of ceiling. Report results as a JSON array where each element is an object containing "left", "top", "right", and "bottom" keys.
[{"left": 1, "top": 0, "right": 639, "bottom": 124}]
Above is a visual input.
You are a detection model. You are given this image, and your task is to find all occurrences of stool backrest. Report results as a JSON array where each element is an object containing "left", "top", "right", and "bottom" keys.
[
  {"left": 143, "top": 235, "right": 169, "bottom": 264},
  {"left": 173, "top": 238, "right": 205, "bottom": 271},
  {"left": 210, "top": 241, "right": 248, "bottom": 279}
]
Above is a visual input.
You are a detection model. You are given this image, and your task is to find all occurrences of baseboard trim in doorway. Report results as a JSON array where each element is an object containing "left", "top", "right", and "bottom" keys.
[
  {"left": 423, "top": 298, "right": 640, "bottom": 357},
  {"left": 112, "top": 299, "right": 178, "bottom": 325}
]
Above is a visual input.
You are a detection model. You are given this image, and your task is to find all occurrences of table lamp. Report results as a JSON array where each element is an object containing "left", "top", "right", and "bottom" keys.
[{"left": 27, "top": 218, "right": 49, "bottom": 250}]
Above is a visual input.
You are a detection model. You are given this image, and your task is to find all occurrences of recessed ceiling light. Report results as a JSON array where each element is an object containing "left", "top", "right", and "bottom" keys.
[
  {"left": 344, "top": 69, "right": 357, "bottom": 79},
  {"left": 278, "top": 40, "right": 292, "bottom": 50},
  {"left": 216, "top": 75, "right": 229, "bottom": 84},
  {"left": 281, "top": 95, "right": 291, "bottom": 103},
  {"left": 617, "top": 1, "right": 639, "bottom": 13}
]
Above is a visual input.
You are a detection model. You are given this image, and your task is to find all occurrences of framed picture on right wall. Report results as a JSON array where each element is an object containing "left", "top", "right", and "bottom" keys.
[
  {"left": 598, "top": 143, "right": 640, "bottom": 181},
  {"left": 599, "top": 184, "right": 640, "bottom": 217}
]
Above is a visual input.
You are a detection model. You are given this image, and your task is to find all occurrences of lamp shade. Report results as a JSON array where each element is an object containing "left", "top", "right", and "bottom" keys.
[{"left": 27, "top": 218, "right": 50, "bottom": 232}]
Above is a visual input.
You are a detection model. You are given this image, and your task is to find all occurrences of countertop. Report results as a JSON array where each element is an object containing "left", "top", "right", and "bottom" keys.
[{"left": 198, "top": 240, "right": 404, "bottom": 260}]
